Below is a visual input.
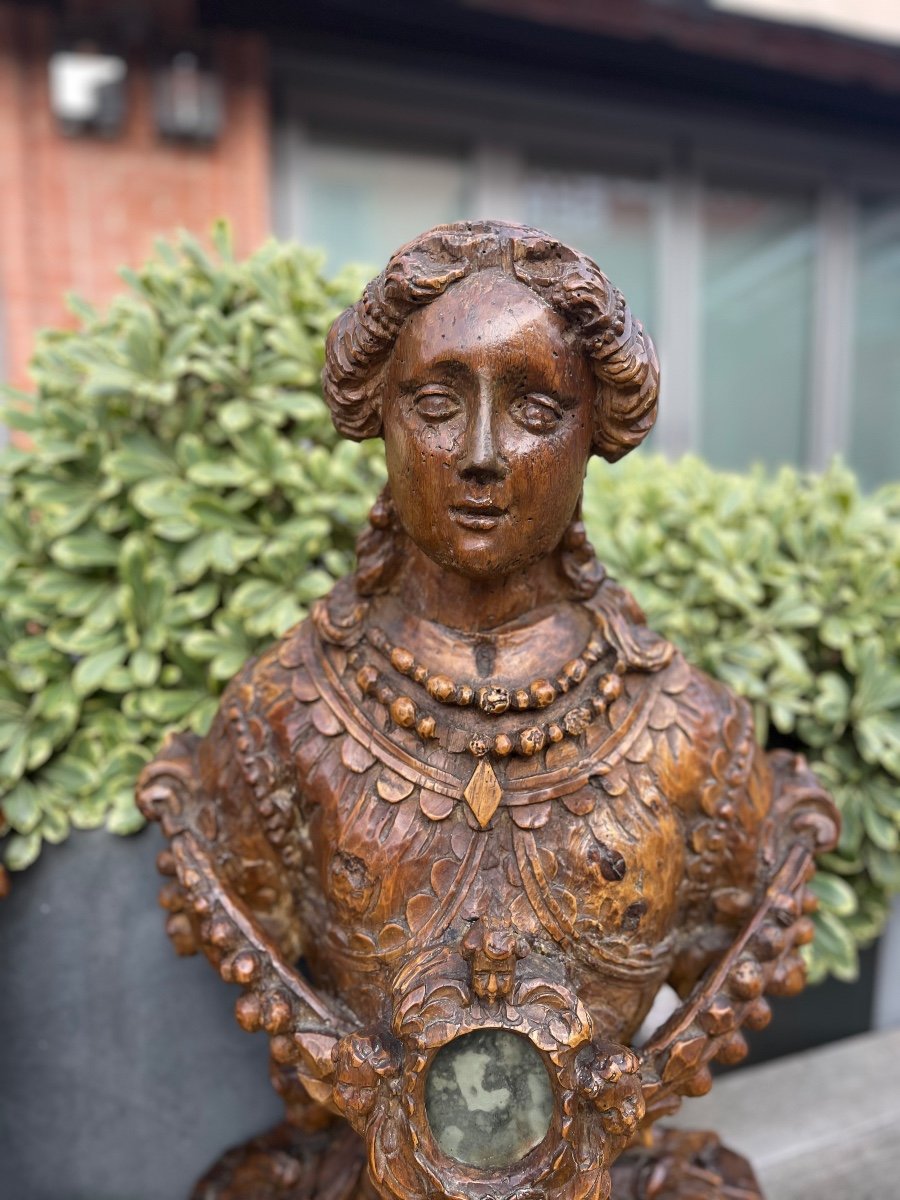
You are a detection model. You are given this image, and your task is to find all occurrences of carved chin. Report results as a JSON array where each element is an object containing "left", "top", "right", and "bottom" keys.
[{"left": 414, "top": 527, "right": 560, "bottom": 580}]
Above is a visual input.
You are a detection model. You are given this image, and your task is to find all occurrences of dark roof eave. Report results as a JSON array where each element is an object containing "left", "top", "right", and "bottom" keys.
[{"left": 198, "top": 0, "right": 900, "bottom": 136}]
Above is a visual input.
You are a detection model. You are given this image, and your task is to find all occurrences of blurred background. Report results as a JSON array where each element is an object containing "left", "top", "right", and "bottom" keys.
[
  {"left": 2, "top": 0, "right": 900, "bottom": 484},
  {"left": 2, "top": 1, "right": 900, "bottom": 1197}
]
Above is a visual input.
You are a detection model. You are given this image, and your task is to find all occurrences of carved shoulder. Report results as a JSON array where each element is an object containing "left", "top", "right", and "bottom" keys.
[
  {"left": 656, "top": 656, "right": 838, "bottom": 996},
  {"left": 657, "top": 657, "right": 836, "bottom": 858},
  {"left": 138, "top": 631, "right": 311, "bottom": 961},
  {"left": 656, "top": 661, "right": 767, "bottom": 825},
  {"left": 585, "top": 577, "right": 676, "bottom": 674}
]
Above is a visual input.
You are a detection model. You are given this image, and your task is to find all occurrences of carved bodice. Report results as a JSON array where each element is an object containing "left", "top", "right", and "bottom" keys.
[
  {"left": 139, "top": 567, "right": 838, "bottom": 1200},
  {"left": 198, "top": 577, "right": 773, "bottom": 1044}
]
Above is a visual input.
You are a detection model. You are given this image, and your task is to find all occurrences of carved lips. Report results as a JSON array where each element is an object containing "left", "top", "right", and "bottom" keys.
[{"left": 449, "top": 498, "right": 508, "bottom": 531}]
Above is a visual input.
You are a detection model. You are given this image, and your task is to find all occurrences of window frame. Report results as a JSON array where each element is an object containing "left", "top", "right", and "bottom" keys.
[{"left": 274, "top": 48, "right": 900, "bottom": 472}]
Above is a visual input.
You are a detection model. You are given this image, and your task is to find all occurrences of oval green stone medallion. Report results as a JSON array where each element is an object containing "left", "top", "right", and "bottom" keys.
[{"left": 424, "top": 1029, "right": 554, "bottom": 1169}]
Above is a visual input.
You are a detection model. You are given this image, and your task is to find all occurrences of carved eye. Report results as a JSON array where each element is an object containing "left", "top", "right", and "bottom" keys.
[
  {"left": 511, "top": 393, "right": 564, "bottom": 434},
  {"left": 413, "top": 387, "right": 461, "bottom": 421}
]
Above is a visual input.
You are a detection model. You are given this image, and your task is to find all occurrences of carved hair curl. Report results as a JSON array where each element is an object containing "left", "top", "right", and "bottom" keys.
[{"left": 322, "top": 219, "right": 659, "bottom": 462}]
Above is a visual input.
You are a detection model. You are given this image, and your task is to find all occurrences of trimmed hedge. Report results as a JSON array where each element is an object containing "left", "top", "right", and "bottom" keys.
[
  {"left": 0, "top": 227, "right": 384, "bottom": 864},
  {"left": 583, "top": 457, "right": 900, "bottom": 982},
  {"left": 2, "top": 230, "right": 899, "bottom": 983}
]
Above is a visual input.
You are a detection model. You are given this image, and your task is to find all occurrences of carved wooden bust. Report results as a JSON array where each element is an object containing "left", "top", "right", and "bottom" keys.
[{"left": 139, "top": 221, "right": 839, "bottom": 1200}]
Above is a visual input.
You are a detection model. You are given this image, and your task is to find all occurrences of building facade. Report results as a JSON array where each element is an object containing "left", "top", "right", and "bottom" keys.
[{"left": 1, "top": 0, "right": 900, "bottom": 487}]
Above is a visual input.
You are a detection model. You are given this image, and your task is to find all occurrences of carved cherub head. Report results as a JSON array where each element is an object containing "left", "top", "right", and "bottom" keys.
[{"left": 322, "top": 220, "right": 659, "bottom": 588}]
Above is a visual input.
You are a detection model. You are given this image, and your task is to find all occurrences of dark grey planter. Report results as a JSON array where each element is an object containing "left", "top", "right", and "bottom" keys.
[{"left": 0, "top": 826, "right": 281, "bottom": 1200}]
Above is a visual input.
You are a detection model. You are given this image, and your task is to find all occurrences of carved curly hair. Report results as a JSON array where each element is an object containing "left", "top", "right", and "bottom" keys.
[{"left": 322, "top": 219, "right": 659, "bottom": 462}]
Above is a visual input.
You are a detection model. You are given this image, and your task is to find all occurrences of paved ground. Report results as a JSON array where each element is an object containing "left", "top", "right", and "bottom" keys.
[{"left": 671, "top": 1028, "right": 900, "bottom": 1199}]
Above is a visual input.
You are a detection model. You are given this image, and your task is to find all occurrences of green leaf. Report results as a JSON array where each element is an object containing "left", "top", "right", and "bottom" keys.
[
  {"left": 181, "top": 629, "right": 222, "bottom": 660},
  {"left": 1, "top": 780, "right": 42, "bottom": 834},
  {"left": 811, "top": 909, "right": 858, "bottom": 974},
  {"left": 813, "top": 672, "right": 851, "bottom": 727},
  {"left": 872, "top": 778, "right": 900, "bottom": 818},
  {"left": 72, "top": 643, "right": 129, "bottom": 696},
  {"left": 50, "top": 531, "right": 122, "bottom": 570},
  {"left": 853, "top": 643, "right": 900, "bottom": 717},
  {"left": 296, "top": 569, "right": 335, "bottom": 602},
  {"left": 106, "top": 802, "right": 146, "bottom": 836},
  {"left": 69, "top": 796, "right": 110, "bottom": 830},
  {"left": 857, "top": 713, "right": 900, "bottom": 774},
  {"left": 175, "top": 533, "right": 217, "bottom": 584},
  {"left": 816, "top": 851, "right": 864, "bottom": 876},
  {"left": 104, "top": 437, "right": 177, "bottom": 484},
  {"left": 808, "top": 872, "right": 858, "bottom": 917},
  {"left": 40, "top": 806, "right": 70, "bottom": 844},
  {"left": 231, "top": 578, "right": 281, "bottom": 611},
  {"left": 219, "top": 399, "right": 254, "bottom": 432},
  {"left": 866, "top": 845, "right": 900, "bottom": 890},
  {"left": 211, "top": 647, "right": 251, "bottom": 680},
  {"left": 0, "top": 721, "right": 24, "bottom": 754},
  {"left": 138, "top": 688, "right": 207, "bottom": 723},
  {"left": 862, "top": 803, "right": 899, "bottom": 852},
  {"left": 167, "top": 582, "right": 219, "bottom": 624},
  {"left": 0, "top": 726, "right": 29, "bottom": 788},
  {"left": 186, "top": 696, "right": 219, "bottom": 735},
  {"left": 771, "top": 599, "right": 821, "bottom": 629},
  {"left": 5, "top": 831, "right": 41, "bottom": 871},
  {"left": 186, "top": 459, "right": 256, "bottom": 488},
  {"left": 130, "top": 649, "right": 161, "bottom": 688}
]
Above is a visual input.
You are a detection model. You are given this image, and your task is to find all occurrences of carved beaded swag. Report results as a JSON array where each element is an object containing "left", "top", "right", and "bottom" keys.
[{"left": 138, "top": 222, "right": 839, "bottom": 1200}]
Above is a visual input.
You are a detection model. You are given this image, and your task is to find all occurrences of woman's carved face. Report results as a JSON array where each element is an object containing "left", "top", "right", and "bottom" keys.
[{"left": 381, "top": 270, "right": 595, "bottom": 581}]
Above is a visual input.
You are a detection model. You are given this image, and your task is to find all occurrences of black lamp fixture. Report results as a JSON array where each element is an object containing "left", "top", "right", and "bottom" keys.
[{"left": 152, "top": 50, "right": 223, "bottom": 144}]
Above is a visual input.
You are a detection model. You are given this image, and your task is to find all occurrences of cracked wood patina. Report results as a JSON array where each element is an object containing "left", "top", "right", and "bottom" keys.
[{"left": 138, "top": 221, "right": 839, "bottom": 1200}]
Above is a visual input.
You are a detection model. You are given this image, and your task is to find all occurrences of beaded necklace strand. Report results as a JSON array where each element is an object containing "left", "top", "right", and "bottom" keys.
[{"left": 346, "top": 611, "right": 624, "bottom": 761}]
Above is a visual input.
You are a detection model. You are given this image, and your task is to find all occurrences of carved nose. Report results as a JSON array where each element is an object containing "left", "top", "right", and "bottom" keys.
[{"left": 458, "top": 396, "right": 507, "bottom": 482}]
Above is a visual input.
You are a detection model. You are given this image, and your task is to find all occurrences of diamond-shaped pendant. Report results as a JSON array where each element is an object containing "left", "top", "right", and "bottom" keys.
[{"left": 463, "top": 759, "right": 502, "bottom": 828}]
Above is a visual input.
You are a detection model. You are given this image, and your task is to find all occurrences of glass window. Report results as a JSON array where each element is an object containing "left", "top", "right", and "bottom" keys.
[
  {"left": 521, "top": 167, "right": 659, "bottom": 331},
  {"left": 849, "top": 198, "right": 900, "bottom": 489},
  {"left": 301, "top": 138, "right": 472, "bottom": 274},
  {"left": 699, "top": 188, "right": 815, "bottom": 471}
]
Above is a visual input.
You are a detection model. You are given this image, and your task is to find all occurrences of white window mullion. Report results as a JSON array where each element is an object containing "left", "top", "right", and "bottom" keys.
[
  {"left": 809, "top": 188, "right": 856, "bottom": 470},
  {"left": 272, "top": 96, "right": 310, "bottom": 243},
  {"left": 470, "top": 143, "right": 524, "bottom": 225},
  {"left": 654, "top": 168, "right": 702, "bottom": 458}
]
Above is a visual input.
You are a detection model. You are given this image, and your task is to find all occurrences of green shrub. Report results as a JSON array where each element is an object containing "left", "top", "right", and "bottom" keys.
[
  {"left": 0, "top": 227, "right": 384, "bottom": 868},
  {"left": 2, "top": 230, "right": 898, "bottom": 985},
  {"left": 583, "top": 456, "right": 900, "bottom": 983}
]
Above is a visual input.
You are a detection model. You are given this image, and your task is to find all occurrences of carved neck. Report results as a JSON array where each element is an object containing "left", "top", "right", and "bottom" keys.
[{"left": 388, "top": 541, "right": 574, "bottom": 633}]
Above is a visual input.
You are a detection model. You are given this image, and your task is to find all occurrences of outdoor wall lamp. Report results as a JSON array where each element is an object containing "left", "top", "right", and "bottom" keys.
[
  {"left": 153, "top": 51, "right": 223, "bottom": 144},
  {"left": 48, "top": 42, "right": 128, "bottom": 137}
]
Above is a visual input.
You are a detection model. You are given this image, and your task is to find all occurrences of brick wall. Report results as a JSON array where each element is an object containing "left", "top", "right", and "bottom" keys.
[{"left": 0, "top": 3, "right": 270, "bottom": 389}]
